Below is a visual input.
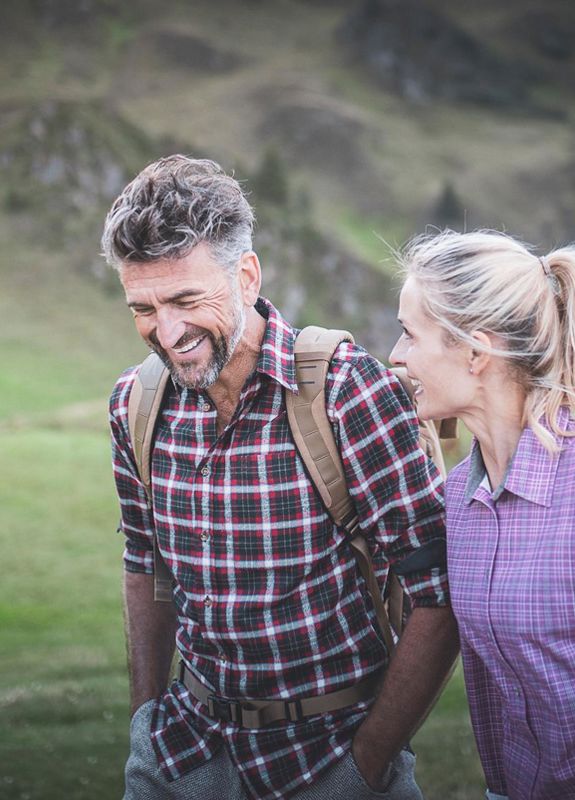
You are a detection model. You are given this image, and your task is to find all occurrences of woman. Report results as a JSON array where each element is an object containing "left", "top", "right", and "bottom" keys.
[{"left": 389, "top": 230, "right": 575, "bottom": 800}]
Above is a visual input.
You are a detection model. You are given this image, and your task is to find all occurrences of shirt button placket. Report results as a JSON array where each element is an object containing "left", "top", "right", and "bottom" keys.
[{"left": 198, "top": 460, "right": 213, "bottom": 619}]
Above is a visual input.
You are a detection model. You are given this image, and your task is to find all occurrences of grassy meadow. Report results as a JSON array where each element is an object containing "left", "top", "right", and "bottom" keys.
[{"left": 0, "top": 237, "right": 142, "bottom": 799}]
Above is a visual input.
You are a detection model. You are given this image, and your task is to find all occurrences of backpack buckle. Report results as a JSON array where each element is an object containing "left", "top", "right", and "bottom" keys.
[
  {"left": 207, "top": 695, "right": 243, "bottom": 725},
  {"left": 342, "top": 510, "right": 360, "bottom": 536},
  {"left": 284, "top": 698, "right": 304, "bottom": 722}
]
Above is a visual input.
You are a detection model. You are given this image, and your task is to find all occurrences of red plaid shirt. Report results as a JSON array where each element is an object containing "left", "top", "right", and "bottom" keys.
[{"left": 109, "top": 297, "right": 448, "bottom": 800}]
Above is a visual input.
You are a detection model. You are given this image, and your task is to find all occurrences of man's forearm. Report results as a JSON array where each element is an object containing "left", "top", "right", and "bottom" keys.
[
  {"left": 124, "top": 571, "right": 178, "bottom": 716},
  {"left": 352, "top": 605, "right": 459, "bottom": 789}
]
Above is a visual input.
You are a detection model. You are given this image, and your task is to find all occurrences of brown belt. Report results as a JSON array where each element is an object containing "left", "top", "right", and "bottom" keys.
[{"left": 177, "top": 660, "right": 380, "bottom": 728}]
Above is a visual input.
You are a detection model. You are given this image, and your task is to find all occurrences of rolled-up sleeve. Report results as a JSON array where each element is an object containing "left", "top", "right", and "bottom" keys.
[
  {"left": 108, "top": 367, "right": 155, "bottom": 574},
  {"left": 328, "top": 346, "right": 448, "bottom": 608}
]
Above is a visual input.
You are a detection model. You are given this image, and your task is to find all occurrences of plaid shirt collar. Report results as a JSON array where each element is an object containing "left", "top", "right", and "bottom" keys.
[
  {"left": 465, "top": 407, "right": 573, "bottom": 507},
  {"left": 253, "top": 297, "right": 299, "bottom": 393}
]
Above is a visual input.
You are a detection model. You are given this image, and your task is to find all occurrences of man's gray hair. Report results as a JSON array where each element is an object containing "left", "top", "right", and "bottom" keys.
[{"left": 101, "top": 155, "right": 255, "bottom": 273}]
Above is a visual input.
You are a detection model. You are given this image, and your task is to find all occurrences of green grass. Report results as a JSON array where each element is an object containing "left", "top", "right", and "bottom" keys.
[
  {"left": 414, "top": 667, "right": 485, "bottom": 797},
  {"left": 0, "top": 428, "right": 128, "bottom": 800},
  {"left": 0, "top": 233, "right": 146, "bottom": 422},
  {"left": 332, "top": 209, "right": 412, "bottom": 274}
]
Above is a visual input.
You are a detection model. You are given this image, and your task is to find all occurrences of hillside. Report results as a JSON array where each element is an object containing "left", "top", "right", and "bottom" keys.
[{"left": 1, "top": 0, "right": 574, "bottom": 420}]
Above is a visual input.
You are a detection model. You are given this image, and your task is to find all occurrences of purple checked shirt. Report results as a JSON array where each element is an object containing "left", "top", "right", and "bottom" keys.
[{"left": 447, "top": 409, "right": 575, "bottom": 800}]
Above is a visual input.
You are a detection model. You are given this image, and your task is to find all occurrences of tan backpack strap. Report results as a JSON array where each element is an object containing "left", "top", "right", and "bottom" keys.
[
  {"left": 438, "top": 416, "right": 458, "bottom": 440},
  {"left": 286, "top": 326, "right": 355, "bottom": 524},
  {"left": 127, "top": 353, "right": 174, "bottom": 602},
  {"left": 348, "top": 535, "right": 396, "bottom": 655},
  {"left": 128, "top": 354, "right": 171, "bottom": 496},
  {"left": 388, "top": 572, "right": 405, "bottom": 638},
  {"left": 286, "top": 326, "right": 398, "bottom": 652}
]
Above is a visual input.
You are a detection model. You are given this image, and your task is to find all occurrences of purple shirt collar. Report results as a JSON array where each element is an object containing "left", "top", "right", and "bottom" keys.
[{"left": 464, "top": 406, "right": 574, "bottom": 507}]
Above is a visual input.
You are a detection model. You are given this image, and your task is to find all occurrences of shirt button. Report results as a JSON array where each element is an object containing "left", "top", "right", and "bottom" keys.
[
  {"left": 200, "top": 465, "right": 211, "bottom": 477},
  {"left": 220, "top": 655, "right": 228, "bottom": 663},
  {"left": 202, "top": 402, "right": 211, "bottom": 412},
  {"left": 203, "top": 596, "right": 212, "bottom": 607},
  {"left": 200, "top": 531, "right": 210, "bottom": 542}
]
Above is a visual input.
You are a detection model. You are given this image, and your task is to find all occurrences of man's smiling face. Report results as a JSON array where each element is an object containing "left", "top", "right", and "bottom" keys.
[{"left": 120, "top": 242, "right": 246, "bottom": 390}]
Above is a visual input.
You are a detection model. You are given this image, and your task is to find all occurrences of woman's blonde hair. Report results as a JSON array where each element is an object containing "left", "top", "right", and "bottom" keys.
[{"left": 399, "top": 229, "right": 575, "bottom": 450}]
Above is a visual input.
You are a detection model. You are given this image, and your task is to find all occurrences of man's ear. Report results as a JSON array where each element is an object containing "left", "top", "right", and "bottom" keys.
[
  {"left": 238, "top": 251, "right": 262, "bottom": 306},
  {"left": 468, "top": 331, "right": 493, "bottom": 375}
]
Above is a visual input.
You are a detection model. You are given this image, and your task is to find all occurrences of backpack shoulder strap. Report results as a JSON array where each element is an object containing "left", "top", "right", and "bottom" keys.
[
  {"left": 286, "top": 325, "right": 356, "bottom": 525},
  {"left": 286, "top": 326, "right": 398, "bottom": 654},
  {"left": 127, "top": 353, "right": 171, "bottom": 496},
  {"left": 127, "top": 352, "right": 173, "bottom": 602}
]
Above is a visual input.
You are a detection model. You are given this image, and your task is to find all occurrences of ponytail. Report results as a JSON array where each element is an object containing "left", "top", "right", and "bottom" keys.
[{"left": 526, "top": 247, "right": 575, "bottom": 448}]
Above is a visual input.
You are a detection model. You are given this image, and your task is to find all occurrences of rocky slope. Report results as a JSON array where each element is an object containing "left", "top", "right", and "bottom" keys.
[{"left": 1, "top": 0, "right": 573, "bottom": 360}]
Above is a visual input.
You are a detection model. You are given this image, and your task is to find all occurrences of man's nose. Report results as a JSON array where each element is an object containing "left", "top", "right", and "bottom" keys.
[
  {"left": 155, "top": 310, "right": 187, "bottom": 350},
  {"left": 389, "top": 339, "right": 406, "bottom": 366}
]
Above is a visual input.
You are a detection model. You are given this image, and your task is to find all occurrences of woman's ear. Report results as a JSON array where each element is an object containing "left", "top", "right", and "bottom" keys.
[{"left": 468, "top": 331, "right": 494, "bottom": 375}]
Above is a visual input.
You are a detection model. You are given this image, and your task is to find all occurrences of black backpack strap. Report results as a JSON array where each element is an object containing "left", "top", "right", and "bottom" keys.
[{"left": 127, "top": 353, "right": 173, "bottom": 602}]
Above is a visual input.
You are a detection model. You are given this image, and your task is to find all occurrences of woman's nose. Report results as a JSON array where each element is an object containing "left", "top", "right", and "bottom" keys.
[{"left": 389, "top": 338, "right": 406, "bottom": 366}]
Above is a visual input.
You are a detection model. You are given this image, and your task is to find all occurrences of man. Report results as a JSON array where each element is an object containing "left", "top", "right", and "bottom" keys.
[{"left": 102, "top": 155, "right": 459, "bottom": 800}]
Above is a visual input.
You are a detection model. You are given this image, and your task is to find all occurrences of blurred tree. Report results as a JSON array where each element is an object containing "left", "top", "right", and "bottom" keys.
[
  {"left": 433, "top": 180, "right": 466, "bottom": 230},
  {"left": 252, "top": 147, "right": 290, "bottom": 207}
]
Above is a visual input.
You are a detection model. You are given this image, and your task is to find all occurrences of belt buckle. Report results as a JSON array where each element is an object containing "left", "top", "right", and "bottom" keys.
[{"left": 207, "top": 694, "right": 242, "bottom": 725}]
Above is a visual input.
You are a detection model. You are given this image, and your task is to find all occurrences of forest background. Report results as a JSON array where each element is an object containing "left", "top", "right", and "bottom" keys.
[{"left": 1, "top": 1, "right": 574, "bottom": 797}]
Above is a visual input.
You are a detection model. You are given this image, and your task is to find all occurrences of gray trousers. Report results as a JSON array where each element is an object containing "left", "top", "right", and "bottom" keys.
[{"left": 124, "top": 699, "right": 424, "bottom": 800}]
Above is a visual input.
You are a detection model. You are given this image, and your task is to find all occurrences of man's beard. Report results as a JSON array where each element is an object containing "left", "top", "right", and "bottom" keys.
[{"left": 149, "top": 302, "right": 246, "bottom": 390}]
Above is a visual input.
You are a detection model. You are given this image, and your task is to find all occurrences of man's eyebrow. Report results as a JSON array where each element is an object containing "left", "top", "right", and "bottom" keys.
[{"left": 126, "top": 288, "right": 203, "bottom": 308}]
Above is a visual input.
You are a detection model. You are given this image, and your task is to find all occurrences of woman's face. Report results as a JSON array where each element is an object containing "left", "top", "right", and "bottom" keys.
[{"left": 389, "top": 276, "right": 474, "bottom": 421}]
